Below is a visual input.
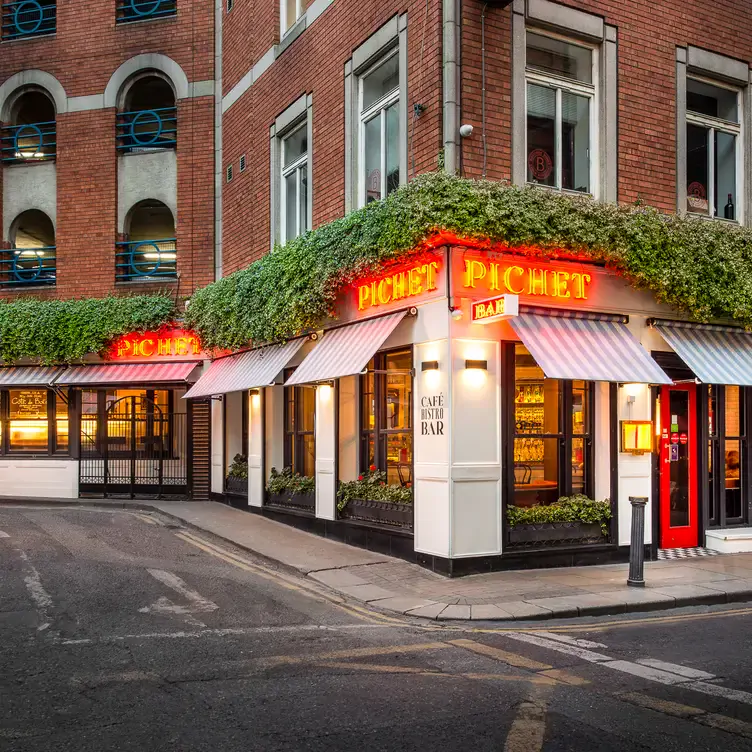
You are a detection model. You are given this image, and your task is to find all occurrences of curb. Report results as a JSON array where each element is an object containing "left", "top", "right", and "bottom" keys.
[{"left": 4, "top": 498, "right": 751, "bottom": 622}]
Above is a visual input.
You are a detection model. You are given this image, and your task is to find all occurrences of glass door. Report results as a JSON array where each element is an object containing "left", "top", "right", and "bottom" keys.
[{"left": 659, "top": 384, "right": 699, "bottom": 548}]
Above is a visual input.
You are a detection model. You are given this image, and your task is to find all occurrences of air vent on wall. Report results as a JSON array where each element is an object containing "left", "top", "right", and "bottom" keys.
[
  {"left": 226, "top": 164, "right": 233, "bottom": 182},
  {"left": 239, "top": 154, "right": 246, "bottom": 172},
  {"left": 227, "top": 0, "right": 234, "bottom": 11}
]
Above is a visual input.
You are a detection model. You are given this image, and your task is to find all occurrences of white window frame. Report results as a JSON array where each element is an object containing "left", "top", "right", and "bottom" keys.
[
  {"left": 280, "top": 0, "right": 303, "bottom": 36},
  {"left": 524, "top": 29, "right": 599, "bottom": 199},
  {"left": 280, "top": 122, "right": 308, "bottom": 245},
  {"left": 358, "top": 48, "right": 400, "bottom": 207},
  {"left": 685, "top": 75, "right": 743, "bottom": 223}
]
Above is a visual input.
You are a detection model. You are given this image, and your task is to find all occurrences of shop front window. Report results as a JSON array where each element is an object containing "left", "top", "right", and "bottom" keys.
[
  {"left": 512, "top": 345, "right": 593, "bottom": 508},
  {"left": 0, "top": 388, "right": 71, "bottom": 455},
  {"left": 284, "top": 371, "right": 315, "bottom": 478},
  {"left": 360, "top": 349, "right": 413, "bottom": 486}
]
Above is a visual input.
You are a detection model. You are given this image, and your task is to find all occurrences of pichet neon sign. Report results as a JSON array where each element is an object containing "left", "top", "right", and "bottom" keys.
[
  {"left": 109, "top": 329, "right": 204, "bottom": 361},
  {"left": 358, "top": 261, "right": 441, "bottom": 311},
  {"left": 462, "top": 259, "right": 591, "bottom": 301}
]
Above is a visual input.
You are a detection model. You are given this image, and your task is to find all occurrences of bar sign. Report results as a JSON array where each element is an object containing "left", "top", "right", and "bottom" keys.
[{"left": 471, "top": 294, "right": 520, "bottom": 324}]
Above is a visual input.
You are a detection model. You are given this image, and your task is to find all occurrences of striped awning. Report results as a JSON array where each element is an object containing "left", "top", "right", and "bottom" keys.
[
  {"left": 653, "top": 320, "right": 752, "bottom": 386},
  {"left": 509, "top": 310, "right": 672, "bottom": 384},
  {"left": 183, "top": 339, "right": 306, "bottom": 399},
  {"left": 285, "top": 311, "right": 408, "bottom": 386},
  {"left": 54, "top": 362, "right": 200, "bottom": 387},
  {"left": 0, "top": 366, "right": 65, "bottom": 386}
]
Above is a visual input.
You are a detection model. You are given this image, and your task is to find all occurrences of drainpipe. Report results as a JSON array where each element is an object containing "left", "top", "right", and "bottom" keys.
[
  {"left": 443, "top": 0, "right": 460, "bottom": 174},
  {"left": 213, "top": 0, "right": 224, "bottom": 281}
]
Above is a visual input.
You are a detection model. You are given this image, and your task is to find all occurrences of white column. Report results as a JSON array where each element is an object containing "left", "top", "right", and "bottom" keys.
[
  {"left": 248, "top": 390, "right": 263, "bottom": 507},
  {"left": 315, "top": 384, "right": 336, "bottom": 520},
  {"left": 265, "top": 385, "right": 284, "bottom": 478},
  {"left": 224, "top": 391, "right": 243, "bottom": 471},
  {"left": 338, "top": 375, "right": 359, "bottom": 482},
  {"left": 210, "top": 398, "right": 224, "bottom": 494}
]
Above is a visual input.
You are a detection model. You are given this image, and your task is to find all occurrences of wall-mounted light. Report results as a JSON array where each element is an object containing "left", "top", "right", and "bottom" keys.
[
  {"left": 465, "top": 359, "right": 488, "bottom": 370},
  {"left": 421, "top": 360, "right": 439, "bottom": 372},
  {"left": 250, "top": 389, "right": 261, "bottom": 409},
  {"left": 621, "top": 420, "right": 653, "bottom": 455},
  {"left": 319, "top": 383, "right": 333, "bottom": 402}
]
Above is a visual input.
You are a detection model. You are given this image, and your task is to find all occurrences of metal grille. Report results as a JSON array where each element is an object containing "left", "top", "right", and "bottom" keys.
[
  {"left": 116, "top": 0, "right": 176, "bottom": 23},
  {"left": 1, "top": 0, "right": 56, "bottom": 40},
  {"left": 80, "top": 394, "right": 187, "bottom": 497}
]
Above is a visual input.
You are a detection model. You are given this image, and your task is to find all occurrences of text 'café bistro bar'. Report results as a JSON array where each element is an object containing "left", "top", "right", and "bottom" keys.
[
  {"left": 188, "top": 243, "right": 752, "bottom": 572},
  {"left": 0, "top": 330, "right": 211, "bottom": 501}
]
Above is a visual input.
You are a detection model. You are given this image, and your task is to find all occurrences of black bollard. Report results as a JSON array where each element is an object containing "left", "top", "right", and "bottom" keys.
[{"left": 627, "top": 496, "right": 648, "bottom": 587}]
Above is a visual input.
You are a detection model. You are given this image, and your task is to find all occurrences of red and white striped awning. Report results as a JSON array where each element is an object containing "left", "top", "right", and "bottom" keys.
[
  {"left": 509, "top": 309, "right": 671, "bottom": 384},
  {"left": 0, "top": 366, "right": 64, "bottom": 386},
  {"left": 54, "top": 362, "right": 200, "bottom": 387},
  {"left": 285, "top": 311, "right": 408, "bottom": 386},
  {"left": 183, "top": 339, "right": 307, "bottom": 399}
]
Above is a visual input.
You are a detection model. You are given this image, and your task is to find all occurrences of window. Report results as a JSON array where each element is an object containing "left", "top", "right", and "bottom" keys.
[
  {"left": 117, "top": 0, "right": 177, "bottom": 24},
  {"left": 525, "top": 31, "right": 596, "bottom": 194},
  {"left": 359, "top": 51, "right": 400, "bottom": 205},
  {"left": 281, "top": 0, "right": 302, "bottom": 34},
  {"left": 1, "top": 0, "right": 56, "bottom": 40},
  {"left": 280, "top": 123, "right": 308, "bottom": 243},
  {"left": 360, "top": 349, "right": 413, "bottom": 486},
  {"left": 284, "top": 372, "right": 315, "bottom": 477},
  {"left": 686, "top": 78, "right": 741, "bottom": 220},
  {"left": 511, "top": 345, "right": 593, "bottom": 508},
  {"left": 0, "top": 388, "right": 70, "bottom": 455}
]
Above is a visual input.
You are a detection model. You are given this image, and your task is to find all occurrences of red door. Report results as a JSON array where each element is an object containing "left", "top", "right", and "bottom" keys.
[{"left": 659, "top": 384, "right": 699, "bottom": 548}]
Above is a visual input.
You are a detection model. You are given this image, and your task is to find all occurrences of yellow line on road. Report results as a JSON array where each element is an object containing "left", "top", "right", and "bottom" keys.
[
  {"left": 132, "top": 513, "right": 158, "bottom": 525},
  {"left": 449, "top": 638, "right": 552, "bottom": 671},
  {"left": 503, "top": 685, "right": 551, "bottom": 752},
  {"left": 262, "top": 641, "right": 451, "bottom": 667}
]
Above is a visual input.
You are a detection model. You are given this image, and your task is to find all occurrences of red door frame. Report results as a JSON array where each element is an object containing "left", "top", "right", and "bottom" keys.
[{"left": 659, "top": 384, "right": 699, "bottom": 548}]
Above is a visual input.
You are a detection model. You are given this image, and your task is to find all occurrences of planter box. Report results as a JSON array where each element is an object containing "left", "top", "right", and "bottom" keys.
[
  {"left": 341, "top": 498, "right": 413, "bottom": 530},
  {"left": 267, "top": 490, "right": 316, "bottom": 512},
  {"left": 225, "top": 476, "right": 248, "bottom": 496},
  {"left": 508, "top": 521, "right": 605, "bottom": 547}
]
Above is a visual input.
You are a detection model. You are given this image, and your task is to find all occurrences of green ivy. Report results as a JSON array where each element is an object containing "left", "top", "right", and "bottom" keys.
[
  {"left": 0, "top": 294, "right": 177, "bottom": 364},
  {"left": 185, "top": 172, "right": 752, "bottom": 350},
  {"left": 266, "top": 466, "right": 316, "bottom": 496},
  {"left": 507, "top": 495, "right": 612, "bottom": 536},
  {"left": 337, "top": 468, "right": 413, "bottom": 512}
]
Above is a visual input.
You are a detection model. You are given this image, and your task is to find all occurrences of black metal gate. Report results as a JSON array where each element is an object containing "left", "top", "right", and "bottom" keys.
[{"left": 80, "top": 394, "right": 188, "bottom": 497}]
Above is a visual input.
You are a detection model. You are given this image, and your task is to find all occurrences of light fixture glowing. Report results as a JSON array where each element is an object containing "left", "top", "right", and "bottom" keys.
[
  {"left": 465, "top": 359, "right": 488, "bottom": 370},
  {"left": 319, "top": 383, "right": 332, "bottom": 402},
  {"left": 421, "top": 360, "right": 439, "bottom": 372}
]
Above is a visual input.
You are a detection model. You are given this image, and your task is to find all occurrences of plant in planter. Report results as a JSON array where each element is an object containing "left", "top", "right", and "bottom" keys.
[
  {"left": 337, "top": 467, "right": 413, "bottom": 528},
  {"left": 507, "top": 495, "right": 612, "bottom": 546},
  {"left": 225, "top": 453, "right": 248, "bottom": 494},
  {"left": 266, "top": 466, "right": 316, "bottom": 509}
]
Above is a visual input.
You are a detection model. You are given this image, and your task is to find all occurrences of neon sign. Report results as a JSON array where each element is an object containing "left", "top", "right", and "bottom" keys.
[
  {"left": 462, "top": 258, "right": 591, "bottom": 301},
  {"left": 109, "top": 329, "right": 204, "bottom": 361},
  {"left": 358, "top": 261, "right": 441, "bottom": 311},
  {"left": 471, "top": 294, "right": 520, "bottom": 324}
]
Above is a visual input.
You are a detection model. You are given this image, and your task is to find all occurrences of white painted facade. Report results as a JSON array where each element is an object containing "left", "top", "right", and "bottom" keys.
[{"left": 0, "top": 459, "right": 78, "bottom": 499}]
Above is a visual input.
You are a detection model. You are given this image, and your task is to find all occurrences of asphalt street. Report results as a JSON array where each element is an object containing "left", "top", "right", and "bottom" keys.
[{"left": 2, "top": 505, "right": 752, "bottom": 751}]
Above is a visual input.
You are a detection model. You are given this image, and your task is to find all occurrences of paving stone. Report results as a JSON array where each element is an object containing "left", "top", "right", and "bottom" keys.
[
  {"left": 489, "top": 600, "right": 553, "bottom": 620},
  {"left": 336, "top": 584, "right": 397, "bottom": 602},
  {"left": 369, "top": 597, "right": 438, "bottom": 615},
  {"left": 699, "top": 579, "right": 752, "bottom": 602},
  {"left": 437, "top": 604, "right": 472, "bottom": 620},
  {"left": 650, "top": 583, "right": 728, "bottom": 607},
  {"left": 470, "top": 604, "right": 515, "bottom": 621},
  {"left": 404, "top": 602, "right": 447, "bottom": 619},
  {"left": 308, "top": 569, "right": 369, "bottom": 588},
  {"left": 596, "top": 587, "right": 676, "bottom": 613},
  {"left": 523, "top": 597, "right": 580, "bottom": 618}
]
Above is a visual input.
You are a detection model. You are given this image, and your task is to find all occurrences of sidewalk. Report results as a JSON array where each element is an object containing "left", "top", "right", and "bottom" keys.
[{"left": 17, "top": 498, "right": 752, "bottom": 621}]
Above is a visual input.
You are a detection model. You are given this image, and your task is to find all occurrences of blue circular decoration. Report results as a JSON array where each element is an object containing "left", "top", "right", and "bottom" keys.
[
  {"left": 12, "top": 251, "right": 43, "bottom": 283},
  {"left": 128, "top": 0, "right": 162, "bottom": 17},
  {"left": 14, "top": 1, "right": 44, "bottom": 34},
  {"left": 13, "top": 123, "right": 43, "bottom": 158},
  {"left": 129, "top": 110, "right": 163, "bottom": 146},
  {"left": 130, "top": 241, "right": 163, "bottom": 277}
]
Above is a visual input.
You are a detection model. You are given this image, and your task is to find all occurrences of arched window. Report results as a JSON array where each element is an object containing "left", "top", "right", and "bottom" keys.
[
  {"left": 1, "top": 1, "right": 56, "bottom": 41},
  {"left": 116, "top": 200, "right": 176, "bottom": 282},
  {"left": 1, "top": 209, "right": 56, "bottom": 287},
  {"left": 116, "top": 75, "right": 177, "bottom": 153},
  {"left": 1, "top": 89, "right": 56, "bottom": 164},
  {"left": 116, "top": 0, "right": 176, "bottom": 24}
]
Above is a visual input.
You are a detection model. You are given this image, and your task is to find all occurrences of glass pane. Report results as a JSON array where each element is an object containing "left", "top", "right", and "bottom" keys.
[
  {"left": 708, "top": 439, "right": 718, "bottom": 524},
  {"left": 81, "top": 390, "right": 98, "bottom": 444},
  {"left": 526, "top": 84, "right": 556, "bottom": 187},
  {"left": 299, "top": 386, "right": 315, "bottom": 433},
  {"left": 385, "top": 103, "right": 400, "bottom": 197},
  {"left": 708, "top": 385, "right": 717, "bottom": 436},
  {"left": 9, "top": 389, "right": 48, "bottom": 452},
  {"left": 361, "top": 370, "right": 375, "bottom": 431},
  {"left": 725, "top": 385, "right": 742, "bottom": 437},
  {"left": 284, "top": 170, "right": 297, "bottom": 241},
  {"left": 385, "top": 432, "right": 412, "bottom": 486},
  {"left": 385, "top": 350, "right": 412, "bottom": 431},
  {"left": 571, "top": 437, "right": 586, "bottom": 495},
  {"left": 724, "top": 438, "right": 742, "bottom": 520},
  {"left": 669, "top": 390, "right": 690, "bottom": 528},
  {"left": 55, "top": 393, "right": 69, "bottom": 452},
  {"left": 364, "top": 113, "right": 381, "bottom": 203},
  {"left": 513, "top": 437, "right": 560, "bottom": 507},
  {"left": 363, "top": 434, "right": 376, "bottom": 469},
  {"left": 514, "top": 344, "right": 560, "bottom": 435},
  {"left": 561, "top": 92, "right": 590, "bottom": 192},
  {"left": 301, "top": 434, "right": 315, "bottom": 477},
  {"left": 298, "top": 165, "right": 308, "bottom": 233},
  {"left": 572, "top": 381, "right": 588, "bottom": 434},
  {"left": 526, "top": 32, "right": 592, "bottom": 83},
  {"left": 285, "top": 387, "right": 295, "bottom": 432},
  {"left": 686, "top": 124, "right": 710, "bottom": 214},
  {"left": 715, "top": 131, "right": 736, "bottom": 221},
  {"left": 687, "top": 78, "right": 738, "bottom": 123},
  {"left": 282, "top": 126, "right": 306, "bottom": 168},
  {"left": 362, "top": 54, "right": 399, "bottom": 110},
  {"left": 284, "top": 0, "right": 299, "bottom": 31}
]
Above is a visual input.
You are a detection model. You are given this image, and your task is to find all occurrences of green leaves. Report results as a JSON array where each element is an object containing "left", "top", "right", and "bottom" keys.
[
  {"left": 0, "top": 294, "right": 176, "bottom": 364},
  {"left": 507, "top": 495, "right": 612, "bottom": 536},
  {"left": 266, "top": 466, "right": 316, "bottom": 495},
  {"left": 187, "top": 172, "right": 752, "bottom": 350},
  {"left": 337, "top": 468, "right": 413, "bottom": 511}
]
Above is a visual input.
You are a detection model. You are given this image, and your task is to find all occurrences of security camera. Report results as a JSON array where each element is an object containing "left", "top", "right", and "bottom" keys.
[
  {"left": 459, "top": 124, "right": 474, "bottom": 138},
  {"left": 451, "top": 308, "right": 463, "bottom": 320}
]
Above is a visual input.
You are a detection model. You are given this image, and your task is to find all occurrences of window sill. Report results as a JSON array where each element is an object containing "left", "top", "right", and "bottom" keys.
[
  {"left": 115, "top": 15, "right": 177, "bottom": 27},
  {"left": 278, "top": 15, "right": 307, "bottom": 55},
  {"left": 1, "top": 33, "right": 56, "bottom": 44},
  {"left": 685, "top": 211, "right": 740, "bottom": 226},
  {"left": 526, "top": 182, "right": 594, "bottom": 199}
]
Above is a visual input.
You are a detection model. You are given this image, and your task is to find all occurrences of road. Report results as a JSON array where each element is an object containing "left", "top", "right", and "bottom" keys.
[{"left": 2, "top": 504, "right": 752, "bottom": 751}]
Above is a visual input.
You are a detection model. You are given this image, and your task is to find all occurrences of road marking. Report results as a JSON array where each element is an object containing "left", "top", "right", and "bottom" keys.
[
  {"left": 449, "top": 638, "right": 552, "bottom": 671},
  {"left": 144, "top": 569, "right": 219, "bottom": 613},
  {"left": 636, "top": 658, "right": 715, "bottom": 680},
  {"left": 262, "top": 641, "right": 451, "bottom": 666},
  {"left": 504, "top": 632, "right": 612, "bottom": 662},
  {"left": 601, "top": 659, "right": 697, "bottom": 686},
  {"left": 504, "top": 685, "right": 550, "bottom": 752},
  {"left": 132, "top": 513, "right": 159, "bottom": 526},
  {"left": 535, "top": 631, "right": 608, "bottom": 649},
  {"left": 0, "top": 530, "right": 9, "bottom": 538},
  {"left": 18, "top": 549, "right": 53, "bottom": 631},
  {"left": 537, "top": 668, "right": 590, "bottom": 686},
  {"left": 684, "top": 680, "right": 752, "bottom": 706}
]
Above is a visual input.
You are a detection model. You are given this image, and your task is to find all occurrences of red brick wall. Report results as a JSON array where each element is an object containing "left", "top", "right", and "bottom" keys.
[{"left": 0, "top": 0, "right": 215, "bottom": 300}]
